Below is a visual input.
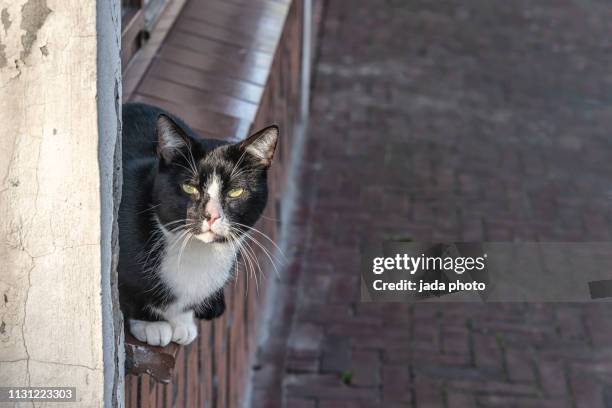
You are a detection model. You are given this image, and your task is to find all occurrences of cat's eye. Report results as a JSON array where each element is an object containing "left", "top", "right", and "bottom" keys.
[
  {"left": 228, "top": 188, "right": 244, "bottom": 198},
  {"left": 181, "top": 184, "right": 198, "bottom": 195}
]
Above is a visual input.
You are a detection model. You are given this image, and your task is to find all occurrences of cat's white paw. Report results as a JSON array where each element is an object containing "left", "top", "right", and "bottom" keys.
[
  {"left": 166, "top": 310, "right": 198, "bottom": 345},
  {"left": 170, "top": 320, "right": 198, "bottom": 345},
  {"left": 129, "top": 319, "right": 173, "bottom": 347}
]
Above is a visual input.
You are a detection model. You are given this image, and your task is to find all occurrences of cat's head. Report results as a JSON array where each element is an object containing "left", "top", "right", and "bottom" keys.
[{"left": 152, "top": 114, "right": 278, "bottom": 244}]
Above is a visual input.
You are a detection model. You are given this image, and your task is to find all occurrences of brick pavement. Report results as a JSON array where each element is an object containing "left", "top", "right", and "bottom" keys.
[{"left": 251, "top": 1, "right": 612, "bottom": 407}]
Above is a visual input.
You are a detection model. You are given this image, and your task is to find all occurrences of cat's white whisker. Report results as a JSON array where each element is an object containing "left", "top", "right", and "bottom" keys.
[
  {"left": 185, "top": 143, "right": 199, "bottom": 175},
  {"left": 230, "top": 167, "right": 263, "bottom": 181},
  {"left": 236, "top": 235, "right": 264, "bottom": 292},
  {"left": 174, "top": 145, "right": 198, "bottom": 177},
  {"left": 237, "top": 241, "right": 256, "bottom": 292},
  {"left": 227, "top": 231, "right": 249, "bottom": 296},
  {"left": 137, "top": 203, "right": 162, "bottom": 214},
  {"left": 232, "top": 222, "right": 286, "bottom": 260},
  {"left": 175, "top": 230, "right": 193, "bottom": 272},
  {"left": 229, "top": 149, "right": 249, "bottom": 179},
  {"left": 239, "top": 231, "right": 282, "bottom": 279},
  {"left": 231, "top": 231, "right": 258, "bottom": 294},
  {"left": 172, "top": 161, "right": 197, "bottom": 177}
]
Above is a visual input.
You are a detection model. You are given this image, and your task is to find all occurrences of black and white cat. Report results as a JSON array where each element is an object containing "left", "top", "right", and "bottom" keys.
[{"left": 118, "top": 103, "right": 278, "bottom": 347}]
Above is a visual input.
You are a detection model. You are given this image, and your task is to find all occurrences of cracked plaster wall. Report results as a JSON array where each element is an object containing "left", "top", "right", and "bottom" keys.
[{"left": 0, "top": 0, "right": 121, "bottom": 406}]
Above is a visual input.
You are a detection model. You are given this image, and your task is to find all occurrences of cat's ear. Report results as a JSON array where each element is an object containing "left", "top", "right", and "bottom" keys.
[
  {"left": 239, "top": 125, "right": 278, "bottom": 167},
  {"left": 156, "top": 114, "right": 192, "bottom": 164}
]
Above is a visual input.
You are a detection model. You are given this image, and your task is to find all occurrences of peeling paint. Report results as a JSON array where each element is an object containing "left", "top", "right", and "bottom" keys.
[
  {"left": 20, "top": 0, "right": 51, "bottom": 61},
  {"left": 39, "top": 44, "right": 48, "bottom": 56},
  {"left": 13, "top": 59, "right": 21, "bottom": 79},
  {"left": 0, "top": 40, "right": 6, "bottom": 68},
  {"left": 1, "top": 8, "right": 11, "bottom": 33}
]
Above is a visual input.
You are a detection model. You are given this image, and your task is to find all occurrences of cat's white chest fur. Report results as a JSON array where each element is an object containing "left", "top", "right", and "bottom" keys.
[
  {"left": 158, "top": 232, "right": 235, "bottom": 316},
  {"left": 130, "top": 229, "right": 236, "bottom": 347}
]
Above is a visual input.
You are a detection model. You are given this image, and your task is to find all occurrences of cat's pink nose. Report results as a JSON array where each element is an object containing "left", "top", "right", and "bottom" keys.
[{"left": 205, "top": 210, "right": 220, "bottom": 226}]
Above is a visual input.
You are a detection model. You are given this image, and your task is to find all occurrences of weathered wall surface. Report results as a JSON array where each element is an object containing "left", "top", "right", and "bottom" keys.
[{"left": 0, "top": 0, "right": 120, "bottom": 405}]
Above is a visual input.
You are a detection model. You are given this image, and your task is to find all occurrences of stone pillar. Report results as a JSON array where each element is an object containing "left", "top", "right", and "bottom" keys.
[{"left": 0, "top": 0, "right": 122, "bottom": 406}]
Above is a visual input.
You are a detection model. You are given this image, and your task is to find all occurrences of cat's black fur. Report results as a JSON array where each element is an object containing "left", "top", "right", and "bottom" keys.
[{"left": 118, "top": 103, "right": 276, "bottom": 324}]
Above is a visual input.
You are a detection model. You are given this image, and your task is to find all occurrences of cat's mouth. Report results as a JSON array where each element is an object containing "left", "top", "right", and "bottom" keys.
[
  {"left": 190, "top": 218, "right": 231, "bottom": 244},
  {"left": 194, "top": 230, "right": 227, "bottom": 244}
]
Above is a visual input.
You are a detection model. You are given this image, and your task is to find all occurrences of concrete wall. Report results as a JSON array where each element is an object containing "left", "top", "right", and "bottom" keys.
[{"left": 0, "top": 0, "right": 121, "bottom": 406}]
